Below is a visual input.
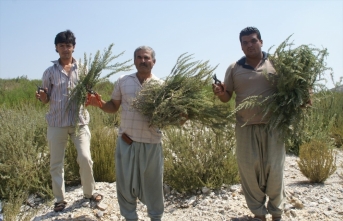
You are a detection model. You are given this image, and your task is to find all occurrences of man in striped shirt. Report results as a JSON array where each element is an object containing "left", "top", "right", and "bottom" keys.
[{"left": 35, "top": 30, "right": 101, "bottom": 212}]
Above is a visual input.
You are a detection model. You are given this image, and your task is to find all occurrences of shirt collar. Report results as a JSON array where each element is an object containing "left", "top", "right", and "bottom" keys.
[
  {"left": 51, "top": 58, "right": 77, "bottom": 66},
  {"left": 131, "top": 72, "right": 159, "bottom": 80},
  {"left": 236, "top": 51, "right": 268, "bottom": 70}
]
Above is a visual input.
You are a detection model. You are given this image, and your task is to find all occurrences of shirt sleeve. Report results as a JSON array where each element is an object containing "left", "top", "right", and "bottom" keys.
[
  {"left": 224, "top": 62, "right": 236, "bottom": 93},
  {"left": 42, "top": 68, "right": 53, "bottom": 97},
  {"left": 111, "top": 78, "right": 122, "bottom": 100}
]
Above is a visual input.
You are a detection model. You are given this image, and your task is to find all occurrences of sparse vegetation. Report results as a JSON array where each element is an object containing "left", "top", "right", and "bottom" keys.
[
  {"left": 298, "top": 139, "right": 337, "bottom": 183},
  {"left": 163, "top": 122, "right": 239, "bottom": 193},
  {"left": 0, "top": 68, "right": 342, "bottom": 219}
]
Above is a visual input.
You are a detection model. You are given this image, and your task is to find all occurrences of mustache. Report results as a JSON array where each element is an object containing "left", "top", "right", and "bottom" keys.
[{"left": 140, "top": 63, "right": 147, "bottom": 67}]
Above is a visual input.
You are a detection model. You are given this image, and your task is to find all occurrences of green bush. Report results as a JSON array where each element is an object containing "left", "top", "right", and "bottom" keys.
[
  {"left": 0, "top": 77, "right": 43, "bottom": 108},
  {"left": 285, "top": 91, "right": 341, "bottom": 155},
  {"left": 163, "top": 123, "right": 239, "bottom": 193},
  {"left": 91, "top": 126, "right": 117, "bottom": 182},
  {"left": 0, "top": 103, "right": 52, "bottom": 219},
  {"left": 0, "top": 104, "right": 51, "bottom": 198},
  {"left": 88, "top": 107, "right": 120, "bottom": 182},
  {"left": 298, "top": 139, "right": 337, "bottom": 183},
  {"left": 331, "top": 126, "right": 343, "bottom": 148}
]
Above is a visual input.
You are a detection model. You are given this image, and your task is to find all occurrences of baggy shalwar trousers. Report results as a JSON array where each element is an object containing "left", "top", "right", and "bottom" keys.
[
  {"left": 235, "top": 124, "right": 286, "bottom": 217},
  {"left": 47, "top": 125, "right": 95, "bottom": 203},
  {"left": 115, "top": 137, "right": 164, "bottom": 221}
]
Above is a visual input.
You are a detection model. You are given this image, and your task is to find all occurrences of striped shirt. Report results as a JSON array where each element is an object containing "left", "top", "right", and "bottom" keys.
[
  {"left": 112, "top": 73, "right": 162, "bottom": 144},
  {"left": 42, "top": 59, "right": 89, "bottom": 127}
]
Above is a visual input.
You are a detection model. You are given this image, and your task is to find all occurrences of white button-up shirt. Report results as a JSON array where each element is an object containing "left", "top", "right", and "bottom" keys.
[{"left": 112, "top": 73, "right": 162, "bottom": 143}]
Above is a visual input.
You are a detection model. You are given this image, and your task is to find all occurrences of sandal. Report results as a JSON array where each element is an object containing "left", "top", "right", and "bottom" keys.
[
  {"left": 91, "top": 193, "right": 104, "bottom": 202},
  {"left": 54, "top": 201, "right": 67, "bottom": 212}
]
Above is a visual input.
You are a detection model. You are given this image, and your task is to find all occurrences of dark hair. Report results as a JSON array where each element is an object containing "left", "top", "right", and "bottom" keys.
[
  {"left": 54, "top": 30, "right": 76, "bottom": 46},
  {"left": 239, "top": 27, "right": 261, "bottom": 42},
  {"left": 134, "top": 46, "right": 156, "bottom": 60}
]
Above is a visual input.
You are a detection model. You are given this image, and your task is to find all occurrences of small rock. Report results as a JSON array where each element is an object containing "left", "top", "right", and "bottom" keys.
[
  {"left": 34, "top": 197, "right": 42, "bottom": 203},
  {"left": 323, "top": 211, "right": 331, "bottom": 217},
  {"left": 230, "top": 186, "right": 238, "bottom": 192},
  {"left": 202, "top": 187, "right": 210, "bottom": 194},
  {"left": 309, "top": 202, "right": 318, "bottom": 207},
  {"left": 187, "top": 196, "right": 197, "bottom": 205},
  {"left": 26, "top": 195, "right": 36, "bottom": 207},
  {"left": 291, "top": 198, "right": 304, "bottom": 209},
  {"left": 97, "top": 210, "right": 104, "bottom": 217},
  {"left": 82, "top": 201, "right": 90, "bottom": 207},
  {"left": 222, "top": 195, "right": 228, "bottom": 200},
  {"left": 163, "top": 184, "right": 171, "bottom": 195},
  {"left": 97, "top": 202, "right": 108, "bottom": 211}
]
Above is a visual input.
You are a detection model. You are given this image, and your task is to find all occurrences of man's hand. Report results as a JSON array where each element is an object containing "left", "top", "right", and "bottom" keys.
[
  {"left": 212, "top": 82, "right": 232, "bottom": 103},
  {"left": 212, "top": 83, "right": 225, "bottom": 96},
  {"left": 301, "top": 89, "right": 313, "bottom": 108},
  {"left": 35, "top": 87, "right": 48, "bottom": 103},
  {"left": 86, "top": 92, "right": 104, "bottom": 108}
]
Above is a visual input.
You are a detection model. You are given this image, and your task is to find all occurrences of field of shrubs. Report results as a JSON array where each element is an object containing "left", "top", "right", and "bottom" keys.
[{"left": 0, "top": 76, "right": 342, "bottom": 220}]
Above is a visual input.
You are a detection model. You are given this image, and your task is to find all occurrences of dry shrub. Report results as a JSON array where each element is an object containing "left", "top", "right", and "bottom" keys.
[
  {"left": 331, "top": 126, "right": 343, "bottom": 148},
  {"left": 0, "top": 103, "right": 51, "bottom": 220},
  {"left": 163, "top": 122, "right": 239, "bottom": 193},
  {"left": 90, "top": 126, "right": 117, "bottom": 182},
  {"left": 298, "top": 139, "right": 337, "bottom": 183}
]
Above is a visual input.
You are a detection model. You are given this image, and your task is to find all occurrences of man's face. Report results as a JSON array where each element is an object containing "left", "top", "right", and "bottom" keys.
[
  {"left": 134, "top": 49, "right": 155, "bottom": 73},
  {"left": 55, "top": 43, "right": 74, "bottom": 60},
  {"left": 240, "top": 33, "right": 263, "bottom": 58}
]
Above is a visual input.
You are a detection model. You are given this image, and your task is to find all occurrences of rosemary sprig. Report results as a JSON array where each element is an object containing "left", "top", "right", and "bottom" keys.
[
  {"left": 67, "top": 44, "right": 133, "bottom": 127},
  {"left": 132, "top": 53, "right": 232, "bottom": 130}
]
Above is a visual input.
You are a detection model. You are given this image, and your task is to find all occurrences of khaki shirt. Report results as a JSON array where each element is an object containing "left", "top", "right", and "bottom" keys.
[{"left": 224, "top": 52, "right": 277, "bottom": 126}]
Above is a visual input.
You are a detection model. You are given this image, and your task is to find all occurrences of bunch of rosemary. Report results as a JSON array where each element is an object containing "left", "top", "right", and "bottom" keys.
[
  {"left": 67, "top": 44, "right": 132, "bottom": 126},
  {"left": 233, "top": 35, "right": 332, "bottom": 141},
  {"left": 132, "top": 53, "right": 231, "bottom": 130}
]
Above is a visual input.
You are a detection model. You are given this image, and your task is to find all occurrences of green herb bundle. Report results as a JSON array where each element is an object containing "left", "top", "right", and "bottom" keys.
[
  {"left": 132, "top": 53, "right": 231, "bottom": 130},
  {"left": 67, "top": 44, "right": 133, "bottom": 126},
  {"left": 234, "top": 35, "right": 332, "bottom": 141}
]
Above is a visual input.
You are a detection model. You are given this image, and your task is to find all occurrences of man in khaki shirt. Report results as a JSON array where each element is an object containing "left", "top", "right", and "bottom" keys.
[{"left": 213, "top": 27, "right": 285, "bottom": 221}]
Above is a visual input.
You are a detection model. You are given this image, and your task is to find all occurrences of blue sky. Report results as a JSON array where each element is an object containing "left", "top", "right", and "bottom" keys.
[{"left": 0, "top": 0, "right": 342, "bottom": 89}]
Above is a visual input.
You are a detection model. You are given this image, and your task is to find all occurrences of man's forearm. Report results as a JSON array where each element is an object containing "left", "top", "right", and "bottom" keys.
[
  {"left": 99, "top": 100, "right": 119, "bottom": 113},
  {"left": 217, "top": 91, "right": 232, "bottom": 103}
]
